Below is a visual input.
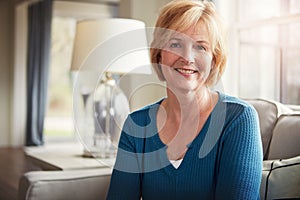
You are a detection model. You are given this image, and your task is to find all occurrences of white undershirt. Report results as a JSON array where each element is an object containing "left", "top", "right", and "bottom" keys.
[{"left": 170, "top": 159, "right": 183, "bottom": 169}]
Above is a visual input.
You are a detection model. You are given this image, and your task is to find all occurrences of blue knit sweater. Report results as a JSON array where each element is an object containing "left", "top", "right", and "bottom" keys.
[{"left": 107, "top": 93, "right": 263, "bottom": 200}]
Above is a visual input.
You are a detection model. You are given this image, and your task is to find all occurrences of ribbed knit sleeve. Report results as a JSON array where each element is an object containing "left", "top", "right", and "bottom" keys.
[
  {"left": 106, "top": 117, "right": 142, "bottom": 200},
  {"left": 215, "top": 105, "right": 263, "bottom": 200}
]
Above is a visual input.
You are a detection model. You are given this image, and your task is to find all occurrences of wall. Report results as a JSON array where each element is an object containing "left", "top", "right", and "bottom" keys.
[
  {"left": 0, "top": 0, "right": 15, "bottom": 147},
  {"left": 119, "top": 0, "right": 171, "bottom": 111}
]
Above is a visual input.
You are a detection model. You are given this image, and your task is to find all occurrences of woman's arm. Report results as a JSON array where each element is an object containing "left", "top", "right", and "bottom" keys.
[
  {"left": 106, "top": 169, "right": 141, "bottom": 200},
  {"left": 215, "top": 105, "right": 263, "bottom": 200},
  {"left": 106, "top": 118, "right": 143, "bottom": 200}
]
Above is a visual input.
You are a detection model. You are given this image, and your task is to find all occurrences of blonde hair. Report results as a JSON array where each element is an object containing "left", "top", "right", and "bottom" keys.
[{"left": 150, "top": 0, "right": 227, "bottom": 86}]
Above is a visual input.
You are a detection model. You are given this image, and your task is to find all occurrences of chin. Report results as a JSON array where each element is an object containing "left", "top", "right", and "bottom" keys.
[{"left": 167, "top": 83, "right": 200, "bottom": 94}]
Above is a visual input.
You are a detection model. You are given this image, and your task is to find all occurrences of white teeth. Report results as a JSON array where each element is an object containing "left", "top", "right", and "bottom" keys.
[{"left": 176, "top": 68, "right": 196, "bottom": 74}]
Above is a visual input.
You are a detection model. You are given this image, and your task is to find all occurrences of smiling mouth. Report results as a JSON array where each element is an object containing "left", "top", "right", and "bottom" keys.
[{"left": 175, "top": 68, "right": 198, "bottom": 74}]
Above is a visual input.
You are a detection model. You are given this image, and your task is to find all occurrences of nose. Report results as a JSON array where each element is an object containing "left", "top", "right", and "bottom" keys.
[{"left": 180, "top": 45, "right": 195, "bottom": 65}]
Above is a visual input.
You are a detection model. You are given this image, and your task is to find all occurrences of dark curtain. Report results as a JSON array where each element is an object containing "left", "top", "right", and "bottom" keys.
[{"left": 26, "top": 0, "right": 53, "bottom": 146}]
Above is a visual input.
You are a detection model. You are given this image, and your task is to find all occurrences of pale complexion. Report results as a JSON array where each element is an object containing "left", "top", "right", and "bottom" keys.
[{"left": 157, "top": 20, "right": 219, "bottom": 161}]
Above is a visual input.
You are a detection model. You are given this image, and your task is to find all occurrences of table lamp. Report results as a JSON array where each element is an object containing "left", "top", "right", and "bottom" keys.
[{"left": 71, "top": 18, "right": 152, "bottom": 158}]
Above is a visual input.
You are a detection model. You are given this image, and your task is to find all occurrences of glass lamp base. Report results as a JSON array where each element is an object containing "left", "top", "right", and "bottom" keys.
[{"left": 82, "top": 134, "right": 117, "bottom": 158}]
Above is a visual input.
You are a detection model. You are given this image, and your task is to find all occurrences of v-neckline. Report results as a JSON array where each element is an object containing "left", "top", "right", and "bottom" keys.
[
  {"left": 153, "top": 115, "right": 212, "bottom": 173},
  {"left": 150, "top": 92, "right": 221, "bottom": 173}
]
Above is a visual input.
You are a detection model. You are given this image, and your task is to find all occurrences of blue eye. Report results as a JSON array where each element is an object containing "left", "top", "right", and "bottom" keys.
[
  {"left": 170, "top": 42, "right": 181, "bottom": 48},
  {"left": 194, "top": 44, "right": 205, "bottom": 51}
]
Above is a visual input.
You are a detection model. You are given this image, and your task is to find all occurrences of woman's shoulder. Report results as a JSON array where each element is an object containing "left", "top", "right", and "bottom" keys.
[
  {"left": 219, "top": 92, "right": 256, "bottom": 111},
  {"left": 217, "top": 92, "right": 258, "bottom": 120},
  {"left": 216, "top": 93, "right": 260, "bottom": 138},
  {"left": 126, "top": 98, "right": 164, "bottom": 126},
  {"left": 129, "top": 98, "right": 164, "bottom": 117}
]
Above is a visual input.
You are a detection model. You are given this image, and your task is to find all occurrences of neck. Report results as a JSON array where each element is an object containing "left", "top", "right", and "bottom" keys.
[
  {"left": 163, "top": 86, "right": 213, "bottom": 122},
  {"left": 158, "top": 87, "right": 217, "bottom": 160}
]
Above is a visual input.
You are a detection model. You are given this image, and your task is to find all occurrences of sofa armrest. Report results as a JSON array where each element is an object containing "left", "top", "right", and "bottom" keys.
[
  {"left": 18, "top": 168, "right": 112, "bottom": 200},
  {"left": 260, "top": 156, "right": 300, "bottom": 200}
]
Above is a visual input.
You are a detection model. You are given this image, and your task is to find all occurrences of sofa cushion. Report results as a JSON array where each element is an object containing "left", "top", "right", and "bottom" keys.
[
  {"left": 18, "top": 168, "right": 112, "bottom": 200},
  {"left": 268, "top": 114, "right": 300, "bottom": 160},
  {"left": 260, "top": 156, "right": 300, "bottom": 200},
  {"left": 245, "top": 99, "right": 292, "bottom": 159}
]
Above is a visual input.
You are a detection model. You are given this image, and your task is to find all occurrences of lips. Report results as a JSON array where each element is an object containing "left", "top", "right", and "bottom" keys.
[{"left": 175, "top": 68, "right": 198, "bottom": 75}]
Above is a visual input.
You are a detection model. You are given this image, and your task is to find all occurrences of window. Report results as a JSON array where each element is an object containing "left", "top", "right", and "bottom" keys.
[
  {"left": 236, "top": 0, "right": 300, "bottom": 105},
  {"left": 44, "top": 1, "right": 116, "bottom": 142},
  {"left": 44, "top": 17, "right": 76, "bottom": 141}
]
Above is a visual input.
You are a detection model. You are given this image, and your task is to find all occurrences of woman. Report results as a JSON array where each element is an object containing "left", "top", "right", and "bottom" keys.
[{"left": 107, "top": 0, "right": 263, "bottom": 199}]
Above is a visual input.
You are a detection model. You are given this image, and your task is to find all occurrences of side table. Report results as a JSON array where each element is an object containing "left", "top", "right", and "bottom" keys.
[{"left": 25, "top": 142, "right": 115, "bottom": 171}]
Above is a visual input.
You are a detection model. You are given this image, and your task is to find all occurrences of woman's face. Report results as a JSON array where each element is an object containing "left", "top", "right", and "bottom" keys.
[{"left": 160, "top": 20, "right": 213, "bottom": 93}]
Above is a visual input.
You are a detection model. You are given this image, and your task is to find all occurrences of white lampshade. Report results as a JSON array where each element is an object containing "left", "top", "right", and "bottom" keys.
[{"left": 71, "top": 18, "right": 152, "bottom": 75}]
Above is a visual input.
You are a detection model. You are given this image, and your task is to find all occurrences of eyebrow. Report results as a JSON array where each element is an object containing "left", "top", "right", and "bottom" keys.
[
  {"left": 170, "top": 37, "right": 210, "bottom": 46},
  {"left": 196, "top": 40, "right": 210, "bottom": 46},
  {"left": 169, "top": 38, "right": 182, "bottom": 42}
]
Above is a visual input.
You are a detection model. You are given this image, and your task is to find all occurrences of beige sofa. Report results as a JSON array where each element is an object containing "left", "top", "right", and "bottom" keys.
[
  {"left": 18, "top": 98, "right": 300, "bottom": 200},
  {"left": 247, "top": 99, "right": 300, "bottom": 200}
]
